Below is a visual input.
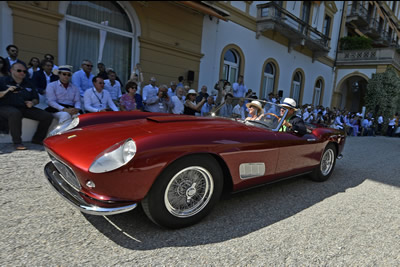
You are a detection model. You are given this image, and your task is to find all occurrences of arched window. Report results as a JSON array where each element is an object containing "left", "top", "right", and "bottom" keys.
[
  {"left": 66, "top": 1, "right": 134, "bottom": 83},
  {"left": 262, "top": 62, "right": 275, "bottom": 99},
  {"left": 223, "top": 49, "right": 240, "bottom": 84},
  {"left": 291, "top": 72, "right": 302, "bottom": 104},
  {"left": 313, "top": 79, "right": 323, "bottom": 105}
]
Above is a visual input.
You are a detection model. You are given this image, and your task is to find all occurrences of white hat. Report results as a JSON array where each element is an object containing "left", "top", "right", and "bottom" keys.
[
  {"left": 246, "top": 100, "right": 264, "bottom": 114},
  {"left": 186, "top": 89, "right": 197, "bottom": 97},
  {"left": 54, "top": 65, "right": 72, "bottom": 75},
  {"left": 280, "top": 98, "right": 298, "bottom": 110}
]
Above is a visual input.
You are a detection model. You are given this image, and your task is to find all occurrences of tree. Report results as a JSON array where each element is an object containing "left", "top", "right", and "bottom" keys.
[{"left": 365, "top": 67, "right": 400, "bottom": 132}]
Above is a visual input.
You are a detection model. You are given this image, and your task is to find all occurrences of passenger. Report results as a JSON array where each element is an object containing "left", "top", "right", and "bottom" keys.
[
  {"left": 245, "top": 100, "right": 264, "bottom": 121},
  {"left": 184, "top": 89, "right": 205, "bottom": 116},
  {"left": 279, "top": 98, "right": 307, "bottom": 135}
]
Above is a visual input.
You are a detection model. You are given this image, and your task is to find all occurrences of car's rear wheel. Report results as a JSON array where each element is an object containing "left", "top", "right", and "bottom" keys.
[
  {"left": 310, "top": 143, "right": 337, "bottom": 182},
  {"left": 142, "top": 155, "right": 223, "bottom": 229}
]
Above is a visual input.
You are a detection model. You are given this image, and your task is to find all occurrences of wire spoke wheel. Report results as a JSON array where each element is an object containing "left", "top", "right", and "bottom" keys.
[
  {"left": 320, "top": 148, "right": 335, "bottom": 176},
  {"left": 164, "top": 166, "right": 214, "bottom": 218}
]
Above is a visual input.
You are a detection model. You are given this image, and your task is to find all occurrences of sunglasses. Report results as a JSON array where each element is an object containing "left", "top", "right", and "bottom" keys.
[
  {"left": 16, "top": 69, "right": 27, "bottom": 74},
  {"left": 60, "top": 72, "right": 72, "bottom": 77}
]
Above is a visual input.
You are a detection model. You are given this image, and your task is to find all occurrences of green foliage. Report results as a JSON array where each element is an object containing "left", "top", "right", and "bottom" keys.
[
  {"left": 365, "top": 67, "right": 400, "bottom": 131},
  {"left": 340, "top": 36, "right": 373, "bottom": 50}
]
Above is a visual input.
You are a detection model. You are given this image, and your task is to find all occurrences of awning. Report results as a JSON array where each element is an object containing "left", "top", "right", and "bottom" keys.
[{"left": 180, "top": 1, "right": 229, "bottom": 21}]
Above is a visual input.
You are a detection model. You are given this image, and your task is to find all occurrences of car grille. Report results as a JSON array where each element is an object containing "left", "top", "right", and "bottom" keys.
[{"left": 48, "top": 153, "right": 81, "bottom": 191}]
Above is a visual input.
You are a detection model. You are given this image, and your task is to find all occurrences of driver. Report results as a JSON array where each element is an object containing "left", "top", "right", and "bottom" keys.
[
  {"left": 245, "top": 100, "right": 264, "bottom": 121},
  {"left": 279, "top": 98, "right": 307, "bottom": 135}
]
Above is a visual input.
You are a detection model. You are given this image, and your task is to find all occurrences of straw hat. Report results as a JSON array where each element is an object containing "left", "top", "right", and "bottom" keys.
[
  {"left": 280, "top": 98, "right": 298, "bottom": 110},
  {"left": 54, "top": 65, "right": 72, "bottom": 75},
  {"left": 246, "top": 100, "right": 264, "bottom": 114}
]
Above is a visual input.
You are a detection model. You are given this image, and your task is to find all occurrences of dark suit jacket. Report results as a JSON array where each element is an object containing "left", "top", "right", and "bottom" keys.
[
  {"left": 32, "top": 71, "right": 59, "bottom": 94},
  {"left": 5, "top": 58, "right": 26, "bottom": 71},
  {"left": 288, "top": 115, "right": 307, "bottom": 135}
]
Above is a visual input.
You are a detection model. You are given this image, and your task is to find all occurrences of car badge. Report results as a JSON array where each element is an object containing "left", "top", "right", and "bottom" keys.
[{"left": 67, "top": 135, "right": 77, "bottom": 139}]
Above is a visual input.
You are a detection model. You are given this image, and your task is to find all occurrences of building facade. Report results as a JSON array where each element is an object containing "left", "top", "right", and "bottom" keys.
[{"left": 1, "top": 1, "right": 400, "bottom": 112}]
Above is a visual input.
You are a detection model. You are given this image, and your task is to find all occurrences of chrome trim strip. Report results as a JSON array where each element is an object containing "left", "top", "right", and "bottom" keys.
[
  {"left": 239, "top": 163, "right": 266, "bottom": 179},
  {"left": 307, "top": 138, "right": 316, "bottom": 142},
  {"left": 46, "top": 150, "right": 81, "bottom": 191},
  {"left": 44, "top": 162, "right": 137, "bottom": 216}
]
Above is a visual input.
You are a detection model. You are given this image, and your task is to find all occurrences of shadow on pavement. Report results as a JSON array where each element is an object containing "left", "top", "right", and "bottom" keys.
[
  {"left": 83, "top": 164, "right": 390, "bottom": 250},
  {"left": 83, "top": 137, "right": 400, "bottom": 250}
]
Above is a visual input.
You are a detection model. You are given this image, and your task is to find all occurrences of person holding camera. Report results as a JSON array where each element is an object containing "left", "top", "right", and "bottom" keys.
[
  {"left": 184, "top": 89, "right": 206, "bottom": 116},
  {"left": 145, "top": 85, "right": 174, "bottom": 113},
  {"left": 0, "top": 62, "right": 54, "bottom": 149}
]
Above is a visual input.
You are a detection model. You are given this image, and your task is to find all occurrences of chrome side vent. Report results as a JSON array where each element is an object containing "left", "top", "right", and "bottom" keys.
[{"left": 239, "top": 163, "right": 266, "bottom": 179}]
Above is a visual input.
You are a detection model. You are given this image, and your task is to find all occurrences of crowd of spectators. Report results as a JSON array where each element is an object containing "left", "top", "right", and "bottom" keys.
[{"left": 1, "top": 44, "right": 399, "bottom": 149}]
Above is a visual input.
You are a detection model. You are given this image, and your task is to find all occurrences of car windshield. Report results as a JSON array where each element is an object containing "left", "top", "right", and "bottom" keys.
[{"left": 204, "top": 97, "right": 289, "bottom": 131}]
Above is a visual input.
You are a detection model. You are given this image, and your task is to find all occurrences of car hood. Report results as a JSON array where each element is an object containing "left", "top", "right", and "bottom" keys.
[{"left": 44, "top": 115, "right": 250, "bottom": 170}]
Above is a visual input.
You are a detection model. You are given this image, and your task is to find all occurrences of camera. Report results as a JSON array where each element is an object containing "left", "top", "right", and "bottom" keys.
[
  {"left": 7, "top": 84, "right": 22, "bottom": 92},
  {"left": 214, "top": 79, "right": 225, "bottom": 91}
]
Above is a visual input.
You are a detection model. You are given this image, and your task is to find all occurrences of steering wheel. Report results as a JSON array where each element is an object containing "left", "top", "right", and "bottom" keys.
[{"left": 264, "top": 113, "right": 280, "bottom": 120}]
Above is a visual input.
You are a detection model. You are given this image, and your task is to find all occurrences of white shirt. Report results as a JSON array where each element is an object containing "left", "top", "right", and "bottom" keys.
[
  {"left": 303, "top": 111, "right": 314, "bottom": 123},
  {"left": 7, "top": 57, "right": 17, "bottom": 67},
  {"left": 232, "top": 82, "right": 247, "bottom": 98},
  {"left": 84, "top": 88, "right": 118, "bottom": 112},
  {"left": 171, "top": 95, "right": 185, "bottom": 114},
  {"left": 378, "top": 116, "right": 383, "bottom": 124},
  {"left": 335, "top": 116, "right": 343, "bottom": 126},
  {"left": 44, "top": 71, "right": 52, "bottom": 85},
  {"left": 362, "top": 119, "right": 369, "bottom": 128},
  {"left": 142, "top": 84, "right": 158, "bottom": 102},
  {"left": 46, "top": 80, "right": 81, "bottom": 111},
  {"left": 104, "top": 79, "right": 122, "bottom": 101},
  {"left": 232, "top": 104, "right": 245, "bottom": 119},
  {"left": 168, "top": 88, "right": 176, "bottom": 98}
]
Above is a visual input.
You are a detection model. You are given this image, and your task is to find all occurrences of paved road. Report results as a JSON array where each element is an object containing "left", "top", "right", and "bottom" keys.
[{"left": 0, "top": 136, "right": 399, "bottom": 266}]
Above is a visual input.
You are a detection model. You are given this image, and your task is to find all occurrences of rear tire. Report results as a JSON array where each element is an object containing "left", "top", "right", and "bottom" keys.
[
  {"left": 310, "top": 143, "right": 337, "bottom": 182},
  {"left": 142, "top": 155, "right": 223, "bottom": 229}
]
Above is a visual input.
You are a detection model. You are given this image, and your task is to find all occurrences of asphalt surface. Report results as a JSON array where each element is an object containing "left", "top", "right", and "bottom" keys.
[{"left": 0, "top": 136, "right": 399, "bottom": 266}]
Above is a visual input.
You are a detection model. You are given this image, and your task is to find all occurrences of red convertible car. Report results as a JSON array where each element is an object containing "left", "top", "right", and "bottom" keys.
[{"left": 44, "top": 99, "right": 345, "bottom": 229}]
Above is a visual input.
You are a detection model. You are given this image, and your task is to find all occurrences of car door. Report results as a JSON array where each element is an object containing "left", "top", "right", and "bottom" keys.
[{"left": 275, "top": 130, "right": 318, "bottom": 176}]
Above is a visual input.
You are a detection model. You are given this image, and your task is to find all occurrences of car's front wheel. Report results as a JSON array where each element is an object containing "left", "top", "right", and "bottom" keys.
[
  {"left": 310, "top": 143, "right": 337, "bottom": 182},
  {"left": 142, "top": 155, "right": 223, "bottom": 229}
]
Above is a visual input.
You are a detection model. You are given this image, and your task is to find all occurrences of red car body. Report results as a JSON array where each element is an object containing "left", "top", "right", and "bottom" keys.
[{"left": 44, "top": 109, "right": 345, "bottom": 228}]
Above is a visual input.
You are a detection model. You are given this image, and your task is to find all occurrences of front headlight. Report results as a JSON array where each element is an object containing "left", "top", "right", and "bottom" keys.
[
  {"left": 89, "top": 139, "right": 136, "bottom": 173},
  {"left": 48, "top": 116, "right": 80, "bottom": 137}
]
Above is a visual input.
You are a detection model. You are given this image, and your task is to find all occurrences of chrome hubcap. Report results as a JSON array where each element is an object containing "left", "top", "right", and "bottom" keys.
[
  {"left": 164, "top": 166, "right": 214, "bottom": 218},
  {"left": 321, "top": 149, "right": 335, "bottom": 176}
]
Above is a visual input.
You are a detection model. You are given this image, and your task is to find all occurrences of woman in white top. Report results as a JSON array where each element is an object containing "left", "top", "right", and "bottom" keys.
[
  {"left": 245, "top": 100, "right": 264, "bottom": 121},
  {"left": 27, "top": 57, "right": 40, "bottom": 79}
]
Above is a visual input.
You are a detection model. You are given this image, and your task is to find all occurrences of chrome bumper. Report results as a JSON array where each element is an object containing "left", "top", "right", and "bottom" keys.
[{"left": 44, "top": 162, "right": 137, "bottom": 216}]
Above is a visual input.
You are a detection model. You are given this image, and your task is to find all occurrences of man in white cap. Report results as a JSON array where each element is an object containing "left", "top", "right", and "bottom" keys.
[
  {"left": 46, "top": 65, "right": 81, "bottom": 124},
  {"left": 279, "top": 97, "right": 307, "bottom": 135}
]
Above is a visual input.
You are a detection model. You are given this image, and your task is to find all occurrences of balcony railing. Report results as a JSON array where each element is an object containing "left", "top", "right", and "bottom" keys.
[
  {"left": 336, "top": 48, "right": 400, "bottom": 70},
  {"left": 346, "top": 3, "right": 369, "bottom": 27},
  {"left": 256, "top": 2, "right": 330, "bottom": 59}
]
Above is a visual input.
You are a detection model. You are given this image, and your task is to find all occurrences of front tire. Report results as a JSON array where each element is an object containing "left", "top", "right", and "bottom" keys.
[
  {"left": 310, "top": 143, "right": 337, "bottom": 182},
  {"left": 142, "top": 155, "right": 223, "bottom": 229}
]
